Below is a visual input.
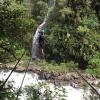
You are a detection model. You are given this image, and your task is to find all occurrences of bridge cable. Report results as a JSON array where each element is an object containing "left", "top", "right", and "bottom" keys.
[
  {"left": 16, "top": 57, "right": 31, "bottom": 100},
  {"left": 0, "top": 51, "right": 25, "bottom": 90},
  {"left": 73, "top": 68, "right": 100, "bottom": 97}
]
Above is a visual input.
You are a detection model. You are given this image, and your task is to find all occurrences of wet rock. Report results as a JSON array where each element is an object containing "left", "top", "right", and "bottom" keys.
[
  {"left": 58, "top": 74, "right": 65, "bottom": 80},
  {"left": 70, "top": 82, "right": 79, "bottom": 88},
  {"left": 0, "top": 63, "right": 7, "bottom": 69},
  {"left": 1, "top": 64, "right": 100, "bottom": 89}
]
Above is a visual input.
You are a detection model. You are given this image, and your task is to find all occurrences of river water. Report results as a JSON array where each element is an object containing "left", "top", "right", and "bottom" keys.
[{"left": 0, "top": 69, "right": 98, "bottom": 100}]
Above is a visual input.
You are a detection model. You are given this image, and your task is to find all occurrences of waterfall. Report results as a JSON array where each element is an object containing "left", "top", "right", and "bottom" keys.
[{"left": 32, "top": 0, "right": 55, "bottom": 60}]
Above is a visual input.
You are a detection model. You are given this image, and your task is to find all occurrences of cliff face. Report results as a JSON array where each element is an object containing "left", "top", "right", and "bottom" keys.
[{"left": 32, "top": 0, "right": 55, "bottom": 60}]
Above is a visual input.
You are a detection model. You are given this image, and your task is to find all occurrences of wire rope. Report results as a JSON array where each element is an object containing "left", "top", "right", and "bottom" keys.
[
  {"left": 16, "top": 57, "right": 31, "bottom": 100},
  {"left": 0, "top": 51, "right": 25, "bottom": 90},
  {"left": 73, "top": 68, "right": 100, "bottom": 97}
]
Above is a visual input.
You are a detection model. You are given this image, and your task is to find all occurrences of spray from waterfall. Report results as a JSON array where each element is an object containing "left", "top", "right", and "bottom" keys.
[{"left": 32, "top": 0, "right": 55, "bottom": 60}]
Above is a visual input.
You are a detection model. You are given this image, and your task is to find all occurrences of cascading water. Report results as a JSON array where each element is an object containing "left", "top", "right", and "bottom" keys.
[
  {"left": 32, "top": 0, "right": 55, "bottom": 60},
  {"left": 0, "top": 70, "right": 99, "bottom": 100}
]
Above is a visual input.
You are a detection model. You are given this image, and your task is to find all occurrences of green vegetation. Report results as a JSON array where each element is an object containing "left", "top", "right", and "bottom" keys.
[
  {"left": 0, "top": 81, "right": 16, "bottom": 100},
  {"left": 0, "top": 0, "right": 100, "bottom": 75},
  {"left": 85, "top": 52, "right": 100, "bottom": 77},
  {"left": 25, "top": 83, "right": 100, "bottom": 100},
  {"left": 0, "top": 0, "right": 34, "bottom": 62},
  {"left": 34, "top": 60, "right": 77, "bottom": 72},
  {"left": 25, "top": 83, "right": 67, "bottom": 100}
]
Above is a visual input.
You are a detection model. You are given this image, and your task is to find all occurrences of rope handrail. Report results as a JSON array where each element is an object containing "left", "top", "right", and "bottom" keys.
[
  {"left": 16, "top": 58, "right": 31, "bottom": 100},
  {"left": 0, "top": 47, "right": 100, "bottom": 98},
  {"left": 73, "top": 68, "right": 100, "bottom": 97},
  {"left": 0, "top": 51, "right": 25, "bottom": 90}
]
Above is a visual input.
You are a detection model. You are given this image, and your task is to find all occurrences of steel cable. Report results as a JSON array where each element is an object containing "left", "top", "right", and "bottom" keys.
[
  {"left": 16, "top": 57, "right": 31, "bottom": 100},
  {"left": 0, "top": 51, "right": 25, "bottom": 90},
  {"left": 73, "top": 68, "right": 100, "bottom": 97}
]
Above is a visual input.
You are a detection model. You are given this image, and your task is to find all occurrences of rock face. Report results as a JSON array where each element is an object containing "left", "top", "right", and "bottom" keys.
[
  {"left": 32, "top": 0, "right": 55, "bottom": 60},
  {"left": 32, "top": 22, "right": 45, "bottom": 60}
]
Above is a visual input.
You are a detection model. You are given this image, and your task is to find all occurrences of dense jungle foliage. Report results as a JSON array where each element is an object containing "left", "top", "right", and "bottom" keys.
[
  {"left": 0, "top": 0, "right": 100, "bottom": 70},
  {"left": 0, "top": 0, "right": 100, "bottom": 99}
]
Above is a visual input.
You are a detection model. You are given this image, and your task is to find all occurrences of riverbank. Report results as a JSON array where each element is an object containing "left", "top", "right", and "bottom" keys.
[
  {"left": 0, "top": 69, "right": 93, "bottom": 100},
  {"left": 0, "top": 61, "right": 100, "bottom": 89}
]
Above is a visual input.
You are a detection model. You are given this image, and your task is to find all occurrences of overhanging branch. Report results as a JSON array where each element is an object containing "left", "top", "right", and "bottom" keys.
[{"left": 0, "top": 45, "right": 17, "bottom": 60}]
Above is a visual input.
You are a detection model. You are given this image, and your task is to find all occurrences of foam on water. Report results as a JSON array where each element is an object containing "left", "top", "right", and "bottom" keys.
[
  {"left": 0, "top": 70, "right": 91, "bottom": 100},
  {"left": 0, "top": 70, "right": 43, "bottom": 88}
]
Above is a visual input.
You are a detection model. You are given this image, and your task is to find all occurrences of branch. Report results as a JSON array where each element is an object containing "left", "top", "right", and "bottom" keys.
[{"left": 0, "top": 45, "right": 17, "bottom": 60}]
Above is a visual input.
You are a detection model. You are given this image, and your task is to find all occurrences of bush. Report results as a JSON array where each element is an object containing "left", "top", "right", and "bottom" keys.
[
  {"left": 25, "top": 82, "right": 67, "bottom": 100},
  {"left": 0, "top": 81, "right": 16, "bottom": 100},
  {"left": 0, "top": 0, "right": 34, "bottom": 62},
  {"left": 85, "top": 52, "right": 100, "bottom": 77}
]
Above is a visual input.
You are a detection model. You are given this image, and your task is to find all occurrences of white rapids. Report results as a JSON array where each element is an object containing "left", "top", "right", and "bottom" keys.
[
  {"left": 0, "top": 70, "right": 42, "bottom": 88},
  {"left": 0, "top": 69, "right": 96, "bottom": 100}
]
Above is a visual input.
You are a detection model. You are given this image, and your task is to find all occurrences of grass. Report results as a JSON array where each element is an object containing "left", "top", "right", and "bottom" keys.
[
  {"left": 2, "top": 55, "right": 30, "bottom": 68},
  {"left": 3, "top": 54, "right": 100, "bottom": 78},
  {"left": 85, "top": 67, "right": 100, "bottom": 78},
  {"left": 3, "top": 56, "right": 78, "bottom": 73},
  {"left": 34, "top": 60, "right": 78, "bottom": 73}
]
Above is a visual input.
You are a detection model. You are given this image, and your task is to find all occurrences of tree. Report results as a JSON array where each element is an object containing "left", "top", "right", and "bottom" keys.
[
  {"left": 31, "top": 0, "right": 100, "bottom": 68},
  {"left": 0, "top": 0, "right": 34, "bottom": 62}
]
